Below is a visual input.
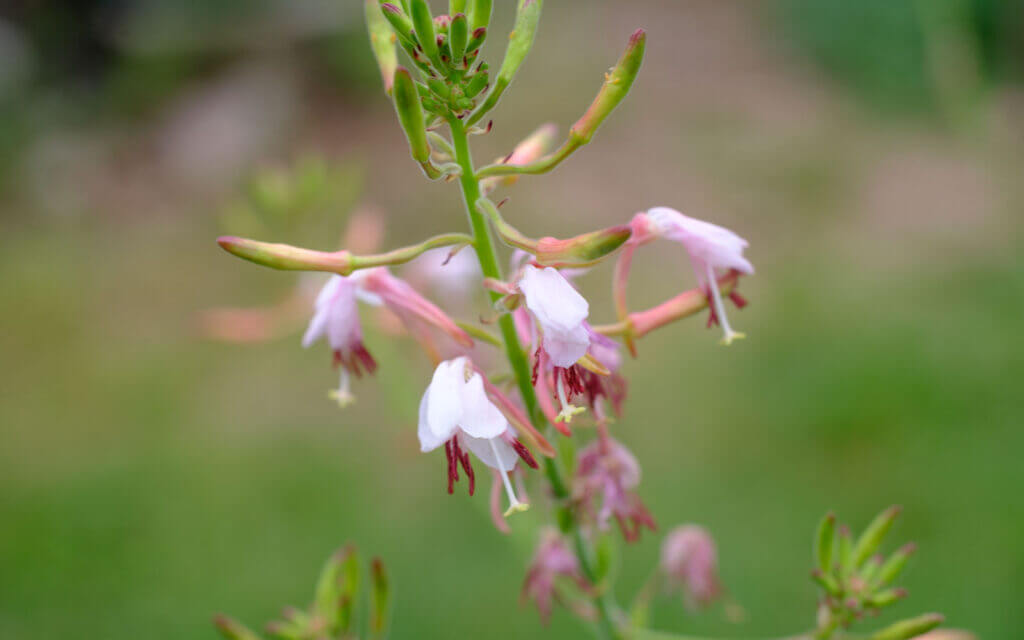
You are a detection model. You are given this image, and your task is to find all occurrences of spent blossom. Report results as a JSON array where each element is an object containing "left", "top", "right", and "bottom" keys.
[
  {"left": 522, "top": 529, "right": 591, "bottom": 624},
  {"left": 642, "top": 207, "right": 754, "bottom": 345},
  {"left": 660, "top": 525, "right": 722, "bottom": 610},
  {"left": 575, "top": 436, "right": 656, "bottom": 542},
  {"left": 418, "top": 357, "right": 532, "bottom": 515}
]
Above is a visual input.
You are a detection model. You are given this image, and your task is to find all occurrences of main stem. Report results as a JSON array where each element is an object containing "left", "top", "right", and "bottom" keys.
[{"left": 449, "top": 118, "right": 622, "bottom": 640}]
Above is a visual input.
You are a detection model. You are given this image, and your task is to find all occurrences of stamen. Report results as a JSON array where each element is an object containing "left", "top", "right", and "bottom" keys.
[
  {"left": 444, "top": 440, "right": 456, "bottom": 494},
  {"left": 488, "top": 438, "right": 529, "bottom": 517},
  {"left": 509, "top": 437, "right": 539, "bottom": 469},
  {"left": 705, "top": 264, "right": 745, "bottom": 345},
  {"left": 328, "top": 369, "right": 356, "bottom": 408},
  {"left": 555, "top": 375, "right": 585, "bottom": 424}
]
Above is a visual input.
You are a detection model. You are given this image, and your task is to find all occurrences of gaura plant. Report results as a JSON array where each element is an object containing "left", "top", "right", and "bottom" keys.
[{"left": 214, "top": 2, "right": 956, "bottom": 639}]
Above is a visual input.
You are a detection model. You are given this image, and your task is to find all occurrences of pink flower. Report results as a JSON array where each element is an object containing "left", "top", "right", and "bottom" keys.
[
  {"left": 575, "top": 437, "right": 656, "bottom": 542},
  {"left": 660, "top": 525, "right": 722, "bottom": 610},
  {"left": 302, "top": 274, "right": 380, "bottom": 407},
  {"left": 418, "top": 357, "right": 533, "bottom": 515},
  {"left": 517, "top": 264, "right": 593, "bottom": 424},
  {"left": 521, "top": 529, "right": 589, "bottom": 624},
  {"left": 644, "top": 207, "right": 754, "bottom": 345}
]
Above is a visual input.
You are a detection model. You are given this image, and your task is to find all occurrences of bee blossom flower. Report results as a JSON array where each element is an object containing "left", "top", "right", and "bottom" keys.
[
  {"left": 517, "top": 264, "right": 592, "bottom": 423},
  {"left": 575, "top": 437, "right": 656, "bottom": 542},
  {"left": 521, "top": 529, "right": 590, "bottom": 624},
  {"left": 418, "top": 357, "right": 532, "bottom": 516},
  {"left": 644, "top": 207, "right": 754, "bottom": 345},
  {"left": 302, "top": 274, "right": 381, "bottom": 407},
  {"left": 660, "top": 525, "right": 722, "bottom": 610}
]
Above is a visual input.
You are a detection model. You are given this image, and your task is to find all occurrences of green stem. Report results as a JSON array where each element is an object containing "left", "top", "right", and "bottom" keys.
[{"left": 448, "top": 116, "right": 620, "bottom": 640}]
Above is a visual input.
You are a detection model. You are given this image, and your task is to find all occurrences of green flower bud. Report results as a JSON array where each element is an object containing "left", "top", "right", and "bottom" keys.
[
  {"left": 217, "top": 236, "right": 352, "bottom": 273},
  {"left": 449, "top": 12, "right": 468, "bottom": 62},
  {"left": 569, "top": 29, "right": 646, "bottom": 145},
  {"left": 870, "top": 613, "right": 944, "bottom": 640},
  {"left": 366, "top": 0, "right": 398, "bottom": 93},
  {"left": 380, "top": 3, "right": 416, "bottom": 47},
  {"left": 854, "top": 505, "right": 902, "bottom": 568},
  {"left": 811, "top": 568, "right": 842, "bottom": 597},
  {"left": 838, "top": 524, "right": 854, "bottom": 577},
  {"left": 392, "top": 66, "right": 432, "bottom": 164},
  {"left": 465, "top": 71, "right": 489, "bottom": 98},
  {"left": 874, "top": 542, "right": 916, "bottom": 588},
  {"left": 468, "top": 0, "right": 492, "bottom": 33},
  {"left": 466, "top": 26, "right": 486, "bottom": 55},
  {"left": 369, "top": 557, "right": 391, "bottom": 637},
  {"left": 867, "top": 587, "right": 908, "bottom": 608},
  {"left": 449, "top": 0, "right": 466, "bottom": 15},
  {"left": 815, "top": 511, "right": 836, "bottom": 575},
  {"left": 467, "top": 0, "right": 542, "bottom": 125},
  {"left": 313, "top": 546, "right": 359, "bottom": 634},
  {"left": 410, "top": 0, "right": 441, "bottom": 67}
]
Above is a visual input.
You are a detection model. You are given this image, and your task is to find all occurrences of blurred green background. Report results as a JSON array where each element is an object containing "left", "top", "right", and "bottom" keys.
[{"left": 1, "top": 1, "right": 1022, "bottom": 638}]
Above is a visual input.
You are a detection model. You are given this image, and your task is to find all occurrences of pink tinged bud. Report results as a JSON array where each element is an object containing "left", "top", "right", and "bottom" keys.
[
  {"left": 521, "top": 530, "right": 589, "bottom": 625},
  {"left": 660, "top": 525, "right": 723, "bottom": 610},
  {"left": 645, "top": 207, "right": 753, "bottom": 345},
  {"left": 418, "top": 358, "right": 529, "bottom": 516},
  {"left": 569, "top": 29, "right": 646, "bottom": 146},
  {"left": 218, "top": 236, "right": 352, "bottom": 273},
  {"left": 533, "top": 224, "right": 632, "bottom": 269}
]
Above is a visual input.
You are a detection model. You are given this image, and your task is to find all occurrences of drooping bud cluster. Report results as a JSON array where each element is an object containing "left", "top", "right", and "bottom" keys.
[{"left": 214, "top": 545, "right": 391, "bottom": 640}]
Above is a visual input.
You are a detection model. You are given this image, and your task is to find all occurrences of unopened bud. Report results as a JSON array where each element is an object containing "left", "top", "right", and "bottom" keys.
[
  {"left": 392, "top": 67, "right": 432, "bottom": 165},
  {"left": 854, "top": 505, "right": 902, "bottom": 568},
  {"left": 815, "top": 511, "right": 836, "bottom": 574},
  {"left": 218, "top": 236, "right": 352, "bottom": 273},
  {"left": 449, "top": 13, "right": 468, "bottom": 61},
  {"left": 811, "top": 568, "right": 842, "bottom": 597},
  {"left": 534, "top": 225, "right": 632, "bottom": 268},
  {"left": 213, "top": 615, "right": 263, "bottom": 640},
  {"left": 366, "top": 0, "right": 398, "bottom": 93},
  {"left": 660, "top": 525, "right": 722, "bottom": 610},
  {"left": 369, "top": 557, "right": 391, "bottom": 635},
  {"left": 867, "top": 587, "right": 908, "bottom": 608},
  {"left": 410, "top": 0, "right": 441, "bottom": 66},
  {"left": 874, "top": 542, "right": 916, "bottom": 588},
  {"left": 870, "top": 613, "right": 944, "bottom": 640},
  {"left": 569, "top": 29, "right": 645, "bottom": 145},
  {"left": 380, "top": 3, "right": 416, "bottom": 47},
  {"left": 838, "top": 524, "right": 854, "bottom": 577},
  {"left": 468, "top": 0, "right": 492, "bottom": 33}
]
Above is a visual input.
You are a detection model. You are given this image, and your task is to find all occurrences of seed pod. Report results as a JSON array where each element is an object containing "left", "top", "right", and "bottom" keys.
[
  {"left": 815, "top": 511, "right": 836, "bottom": 574},
  {"left": 392, "top": 67, "right": 432, "bottom": 163},
  {"left": 449, "top": 13, "right": 468, "bottom": 61},
  {"left": 854, "top": 505, "right": 902, "bottom": 568},
  {"left": 569, "top": 29, "right": 646, "bottom": 145},
  {"left": 870, "top": 613, "right": 944, "bottom": 640}
]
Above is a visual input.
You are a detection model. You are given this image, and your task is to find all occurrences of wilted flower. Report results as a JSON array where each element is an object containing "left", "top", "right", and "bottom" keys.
[
  {"left": 575, "top": 437, "right": 655, "bottom": 542},
  {"left": 418, "top": 357, "right": 532, "bottom": 515},
  {"left": 517, "top": 264, "right": 592, "bottom": 423},
  {"left": 521, "top": 529, "right": 590, "bottom": 624},
  {"left": 660, "top": 525, "right": 722, "bottom": 610},
  {"left": 303, "top": 274, "right": 381, "bottom": 407},
  {"left": 644, "top": 207, "right": 753, "bottom": 345}
]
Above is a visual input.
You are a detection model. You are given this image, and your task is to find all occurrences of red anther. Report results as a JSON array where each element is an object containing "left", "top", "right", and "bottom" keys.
[
  {"left": 332, "top": 349, "right": 343, "bottom": 368},
  {"left": 511, "top": 438, "right": 538, "bottom": 469},
  {"left": 706, "top": 307, "right": 719, "bottom": 329},
  {"left": 355, "top": 343, "right": 378, "bottom": 374},
  {"left": 728, "top": 290, "right": 748, "bottom": 309},
  {"left": 444, "top": 440, "right": 456, "bottom": 494},
  {"left": 459, "top": 450, "right": 475, "bottom": 496},
  {"left": 496, "top": 197, "right": 510, "bottom": 209},
  {"left": 485, "top": 120, "right": 493, "bottom": 133},
  {"left": 531, "top": 350, "right": 541, "bottom": 385}
]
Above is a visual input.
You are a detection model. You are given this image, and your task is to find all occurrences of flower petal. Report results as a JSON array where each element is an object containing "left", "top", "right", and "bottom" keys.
[
  {"left": 543, "top": 322, "right": 590, "bottom": 368},
  {"left": 460, "top": 432, "right": 518, "bottom": 471},
  {"left": 647, "top": 207, "right": 753, "bottom": 274},
  {"left": 417, "top": 390, "right": 447, "bottom": 452},
  {"left": 519, "top": 265, "right": 589, "bottom": 333},
  {"left": 457, "top": 372, "right": 508, "bottom": 439},
  {"left": 425, "top": 358, "right": 467, "bottom": 442}
]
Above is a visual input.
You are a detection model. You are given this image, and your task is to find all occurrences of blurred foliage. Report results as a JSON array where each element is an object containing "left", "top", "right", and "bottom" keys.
[{"left": 778, "top": 0, "right": 1022, "bottom": 112}]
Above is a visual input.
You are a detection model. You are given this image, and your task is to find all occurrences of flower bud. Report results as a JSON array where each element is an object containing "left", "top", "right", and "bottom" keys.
[
  {"left": 449, "top": 12, "right": 468, "bottom": 61},
  {"left": 218, "top": 236, "right": 352, "bottom": 273},
  {"left": 467, "top": 0, "right": 542, "bottom": 125},
  {"left": 410, "top": 0, "right": 441, "bottom": 66},
  {"left": 313, "top": 546, "right": 360, "bottom": 635},
  {"left": 811, "top": 568, "right": 841, "bottom": 597},
  {"left": 365, "top": 0, "right": 398, "bottom": 93},
  {"left": 660, "top": 525, "right": 722, "bottom": 609},
  {"left": 873, "top": 542, "right": 916, "bottom": 589},
  {"left": 867, "top": 587, "right": 908, "bottom": 608},
  {"left": 569, "top": 29, "right": 645, "bottom": 145},
  {"left": 369, "top": 557, "right": 391, "bottom": 636},
  {"left": 853, "top": 505, "right": 901, "bottom": 568},
  {"left": 212, "top": 615, "right": 262, "bottom": 640},
  {"left": 815, "top": 511, "right": 836, "bottom": 574},
  {"left": 391, "top": 67, "right": 432, "bottom": 166},
  {"left": 838, "top": 524, "right": 854, "bottom": 577},
  {"left": 534, "top": 224, "right": 632, "bottom": 268},
  {"left": 468, "top": 0, "right": 492, "bottom": 33},
  {"left": 871, "top": 613, "right": 944, "bottom": 640},
  {"left": 380, "top": 3, "right": 416, "bottom": 47}
]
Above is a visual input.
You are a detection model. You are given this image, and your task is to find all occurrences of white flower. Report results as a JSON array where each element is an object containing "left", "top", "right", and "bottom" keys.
[
  {"left": 646, "top": 207, "right": 754, "bottom": 345},
  {"left": 518, "top": 264, "right": 591, "bottom": 367},
  {"left": 302, "top": 274, "right": 381, "bottom": 407},
  {"left": 418, "top": 357, "right": 528, "bottom": 516}
]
